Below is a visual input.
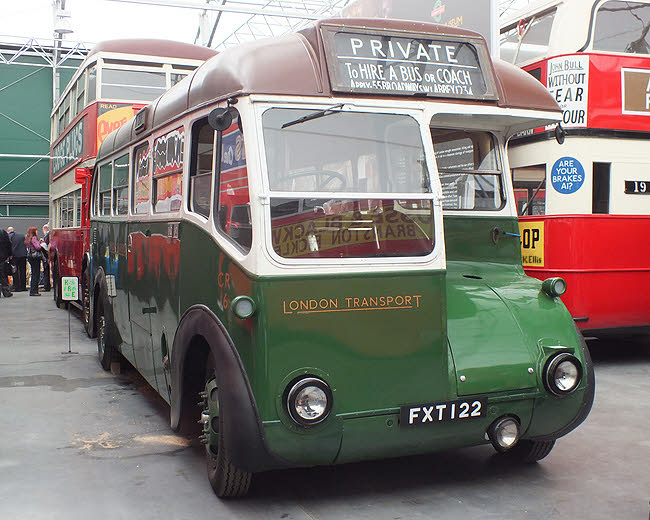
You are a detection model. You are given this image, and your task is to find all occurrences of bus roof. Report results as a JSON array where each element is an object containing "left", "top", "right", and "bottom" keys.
[
  {"left": 85, "top": 39, "right": 218, "bottom": 62},
  {"left": 98, "top": 17, "right": 560, "bottom": 160}
]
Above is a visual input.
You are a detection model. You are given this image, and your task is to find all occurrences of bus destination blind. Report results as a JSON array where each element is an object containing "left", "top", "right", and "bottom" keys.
[{"left": 323, "top": 29, "right": 495, "bottom": 100}]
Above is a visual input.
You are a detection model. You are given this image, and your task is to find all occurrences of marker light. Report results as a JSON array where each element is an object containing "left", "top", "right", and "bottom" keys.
[
  {"left": 488, "top": 416, "right": 521, "bottom": 452},
  {"left": 542, "top": 277, "right": 567, "bottom": 298},
  {"left": 231, "top": 296, "right": 256, "bottom": 319},
  {"left": 286, "top": 377, "right": 332, "bottom": 427},
  {"left": 544, "top": 353, "right": 583, "bottom": 396}
]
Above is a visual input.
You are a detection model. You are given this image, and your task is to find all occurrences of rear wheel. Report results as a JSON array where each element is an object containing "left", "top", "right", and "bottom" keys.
[
  {"left": 96, "top": 297, "right": 117, "bottom": 371},
  {"left": 201, "top": 357, "right": 251, "bottom": 497},
  {"left": 82, "top": 267, "right": 93, "bottom": 337},
  {"left": 505, "top": 439, "right": 556, "bottom": 463},
  {"left": 52, "top": 260, "right": 65, "bottom": 309}
]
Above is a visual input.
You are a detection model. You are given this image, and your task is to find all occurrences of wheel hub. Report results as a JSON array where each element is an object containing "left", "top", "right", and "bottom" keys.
[{"left": 200, "top": 378, "right": 219, "bottom": 455}]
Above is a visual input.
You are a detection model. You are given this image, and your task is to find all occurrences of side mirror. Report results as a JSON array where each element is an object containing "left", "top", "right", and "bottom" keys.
[
  {"left": 208, "top": 107, "right": 234, "bottom": 131},
  {"left": 554, "top": 123, "right": 566, "bottom": 145}
]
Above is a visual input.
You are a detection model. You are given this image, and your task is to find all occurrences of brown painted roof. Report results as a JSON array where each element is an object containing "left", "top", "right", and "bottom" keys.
[
  {"left": 99, "top": 18, "right": 560, "bottom": 160},
  {"left": 175, "top": 17, "right": 559, "bottom": 117}
]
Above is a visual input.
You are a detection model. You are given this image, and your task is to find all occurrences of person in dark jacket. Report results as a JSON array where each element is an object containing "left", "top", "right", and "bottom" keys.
[
  {"left": 7, "top": 226, "right": 27, "bottom": 292},
  {"left": 0, "top": 228, "right": 13, "bottom": 297},
  {"left": 41, "top": 223, "right": 51, "bottom": 292},
  {"left": 25, "top": 226, "right": 43, "bottom": 296}
]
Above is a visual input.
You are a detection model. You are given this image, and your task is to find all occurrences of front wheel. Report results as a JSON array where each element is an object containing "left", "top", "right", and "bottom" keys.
[
  {"left": 201, "top": 364, "right": 251, "bottom": 497},
  {"left": 504, "top": 439, "right": 556, "bottom": 463}
]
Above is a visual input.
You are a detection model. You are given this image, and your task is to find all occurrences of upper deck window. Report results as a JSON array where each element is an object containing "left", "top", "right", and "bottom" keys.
[
  {"left": 102, "top": 69, "right": 167, "bottom": 102},
  {"left": 432, "top": 129, "right": 505, "bottom": 211},
  {"left": 262, "top": 108, "right": 435, "bottom": 259},
  {"left": 500, "top": 9, "right": 556, "bottom": 65},
  {"left": 593, "top": 1, "right": 650, "bottom": 54}
]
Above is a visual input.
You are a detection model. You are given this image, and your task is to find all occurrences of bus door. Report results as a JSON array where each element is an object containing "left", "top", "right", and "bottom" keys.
[
  {"left": 96, "top": 157, "right": 134, "bottom": 361},
  {"left": 127, "top": 141, "right": 159, "bottom": 392},
  {"left": 128, "top": 223, "right": 163, "bottom": 392},
  {"left": 128, "top": 131, "right": 183, "bottom": 399}
]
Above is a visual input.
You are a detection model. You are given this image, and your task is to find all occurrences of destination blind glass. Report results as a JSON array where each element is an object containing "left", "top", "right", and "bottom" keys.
[{"left": 322, "top": 28, "right": 494, "bottom": 100}]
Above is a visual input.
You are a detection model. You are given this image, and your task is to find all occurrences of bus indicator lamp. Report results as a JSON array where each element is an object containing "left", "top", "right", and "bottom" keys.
[
  {"left": 544, "top": 353, "right": 582, "bottom": 396},
  {"left": 232, "top": 296, "right": 256, "bottom": 319},
  {"left": 286, "top": 377, "right": 332, "bottom": 427},
  {"left": 542, "top": 277, "right": 567, "bottom": 298},
  {"left": 487, "top": 416, "right": 520, "bottom": 452}
]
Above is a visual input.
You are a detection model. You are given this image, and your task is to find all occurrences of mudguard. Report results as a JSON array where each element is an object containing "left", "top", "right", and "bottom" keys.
[
  {"left": 169, "top": 305, "right": 286, "bottom": 473},
  {"left": 92, "top": 268, "right": 121, "bottom": 348}
]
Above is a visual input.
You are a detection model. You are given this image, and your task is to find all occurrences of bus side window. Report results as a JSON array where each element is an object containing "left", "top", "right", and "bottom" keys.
[
  {"left": 213, "top": 110, "right": 252, "bottom": 252},
  {"left": 512, "top": 165, "right": 546, "bottom": 216},
  {"left": 98, "top": 162, "right": 113, "bottom": 216},
  {"left": 432, "top": 129, "right": 504, "bottom": 211},
  {"left": 113, "top": 154, "right": 129, "bottom": 216},
  {"left": 152, "top": 127, "right": 184, "bottom": 213},
  {"left": 132, "top": 142, "right": 151, "bottom": 215},
  {"left": 189, "top": 118, "right": 215, "bottom": 218}
]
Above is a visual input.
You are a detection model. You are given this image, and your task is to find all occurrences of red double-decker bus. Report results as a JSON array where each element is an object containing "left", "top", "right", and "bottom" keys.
[
  {"left": 501, "top": 0, "right": 650, "bottom": 337},
  {"left": 49, "top": 39, "right": 216, "bottom": 330}
]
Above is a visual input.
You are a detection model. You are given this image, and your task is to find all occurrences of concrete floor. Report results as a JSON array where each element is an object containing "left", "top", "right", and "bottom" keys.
[{"left": 0, "top": 291, "right": 648, "bottom": 520}]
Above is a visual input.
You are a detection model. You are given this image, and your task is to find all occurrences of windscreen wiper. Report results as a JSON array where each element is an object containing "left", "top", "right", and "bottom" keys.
[{"left": 281, "top": 104, "right": 344, "bottom": 129}]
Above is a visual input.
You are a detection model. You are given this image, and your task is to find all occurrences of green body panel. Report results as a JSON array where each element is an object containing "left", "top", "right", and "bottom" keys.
[
  {"left": 444, "top": 215, "right": 523, "bottom": 267},
  {"left": 91, "top": 213, "right": 590, "bottom": 468},
  {"left": 336, "top": 398, "right": 534, "bottom": 464},
  {"left": 444, "top": 215, "right": 589, "bottom": 440}
]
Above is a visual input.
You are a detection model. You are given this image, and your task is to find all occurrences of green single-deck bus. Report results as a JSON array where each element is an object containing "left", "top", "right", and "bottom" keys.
[{"left": 88, "top": 18, "right": 594, "bottom": 497}]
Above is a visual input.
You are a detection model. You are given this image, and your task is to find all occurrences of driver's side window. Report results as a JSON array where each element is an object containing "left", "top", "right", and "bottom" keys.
[{"left": 213, "top": 109, "right": 251, "bottom": 252}]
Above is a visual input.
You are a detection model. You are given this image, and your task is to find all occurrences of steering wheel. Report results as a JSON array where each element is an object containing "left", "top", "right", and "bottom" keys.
[{"left": 282, "top": 169, "right": 347, "bottom": 191}]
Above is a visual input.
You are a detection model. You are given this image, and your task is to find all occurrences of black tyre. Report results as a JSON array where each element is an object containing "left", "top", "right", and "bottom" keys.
[
  {"left": 201, "top": 358, "right": 251, "bottom": 497},
  {"left": 52, "top": 260, "right": 65, "bottom": 309},
  {"left": 96, "top": 297, "right": 117, "bottom": 371},
  {"left": 82, "top": 267, "right": 93, "bottom": 337},
  {"left": 505, "top": 439, "right": 556, "bottom": 463}
]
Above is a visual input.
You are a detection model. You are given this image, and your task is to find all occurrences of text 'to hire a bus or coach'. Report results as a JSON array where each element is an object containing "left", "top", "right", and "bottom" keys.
[{"left": 321, "top": 26, "right": 497, "bottom": 101}]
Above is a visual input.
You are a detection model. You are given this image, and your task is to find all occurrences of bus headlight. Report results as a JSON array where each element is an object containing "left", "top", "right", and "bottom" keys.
[
  {"left": 541, "top": 277, "right": 567, "bottom": 297},
  {"left": 544, "top": 353, "right": 582, "bottom": 396},
  {"left": 286, "top": 377, "right": 332, "bottom": 426}
]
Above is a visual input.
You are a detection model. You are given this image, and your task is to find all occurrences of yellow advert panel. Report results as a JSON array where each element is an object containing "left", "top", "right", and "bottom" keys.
[{"left": 519, "top": 221, "right": 544, "bottom": 267}]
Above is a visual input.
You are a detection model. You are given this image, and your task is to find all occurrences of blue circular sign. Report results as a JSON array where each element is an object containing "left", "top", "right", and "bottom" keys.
[{"left": 551, "top": 156, "right": 585, "bottom": 194}]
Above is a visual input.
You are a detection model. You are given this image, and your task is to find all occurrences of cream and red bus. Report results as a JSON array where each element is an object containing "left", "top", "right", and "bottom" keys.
[
  {"left": 49, "top": 39, "right": 215, "bottom": 326},
  {"left": 501, "top": 0, "right": 650, "bottom": 337}
]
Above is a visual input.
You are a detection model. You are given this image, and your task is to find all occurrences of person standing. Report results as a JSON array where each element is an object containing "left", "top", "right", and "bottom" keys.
[
  {"left": 0, "top": 228, "right": 13, "bottom": 297},
  {"left": 41, "top": 223, "right": 51, "bottom": 292},
  {"left": 25, "top": 227, "right": 43, "bottom": 296},
  {"left": 7, "top": 226, "right": 27, "bottom": 292}
]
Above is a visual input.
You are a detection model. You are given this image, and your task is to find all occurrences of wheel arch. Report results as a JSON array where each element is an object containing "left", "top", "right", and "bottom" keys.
[
  {"left": 170, "top": 304, "right": 285, "bottom": 473},
  {"left": 92, "top": 267, "right": 121, "bottom": 347},
  {"left": 82, "top": 252, "right": 95, "bottom": 337}
]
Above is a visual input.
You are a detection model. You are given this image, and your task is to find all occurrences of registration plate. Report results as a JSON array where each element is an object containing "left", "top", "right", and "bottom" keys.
[{"left": 400, "top": 398, "right": 487, "bottom": 427}]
